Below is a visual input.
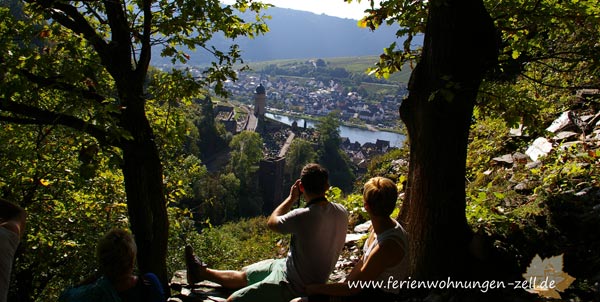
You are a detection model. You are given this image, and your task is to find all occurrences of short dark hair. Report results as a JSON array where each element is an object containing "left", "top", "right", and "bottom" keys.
[
  {"left": 300, "top": 163, "right": 329, "bottom": 195},
  {"left": 363, "top": 177, "right": 398, "bottom": 217}
]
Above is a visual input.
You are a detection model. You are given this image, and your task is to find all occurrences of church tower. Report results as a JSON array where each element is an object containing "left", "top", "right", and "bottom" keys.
[{"left": 254, "top": 83, "right": 266, "bottom": 118}]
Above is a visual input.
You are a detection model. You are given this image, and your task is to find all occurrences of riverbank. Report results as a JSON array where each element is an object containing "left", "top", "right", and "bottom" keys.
[
  {"left": 265, "top": 112, "right": 406, "bottom": 148},
  {"left": 266, "top": 109, "right": 404, "bottom": 134}
]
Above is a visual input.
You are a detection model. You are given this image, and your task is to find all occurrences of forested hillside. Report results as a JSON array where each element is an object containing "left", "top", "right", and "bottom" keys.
[{"left": 151, "top": 7, "right": 409, "bottom": 66}]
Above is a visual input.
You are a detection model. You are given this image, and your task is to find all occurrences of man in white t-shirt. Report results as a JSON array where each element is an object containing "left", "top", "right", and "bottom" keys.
[
  {"left": 185, "top": 163, "right": 349, "bottom": 302},
  {"left": 0, "top": 198, "right": 26, "bottom": 302}
]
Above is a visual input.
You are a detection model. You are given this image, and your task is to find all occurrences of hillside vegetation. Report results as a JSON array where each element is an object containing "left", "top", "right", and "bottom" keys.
[{"left": 246, "top": 56, "right": 412, "bottom": 85}]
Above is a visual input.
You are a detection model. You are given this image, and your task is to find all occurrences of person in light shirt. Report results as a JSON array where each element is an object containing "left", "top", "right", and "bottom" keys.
[
  {"left": 185, "top": 163, "right": 349, "bottom": 302},
  {"left": 294, "top": 176, "right": 409, "bottom": 302}
]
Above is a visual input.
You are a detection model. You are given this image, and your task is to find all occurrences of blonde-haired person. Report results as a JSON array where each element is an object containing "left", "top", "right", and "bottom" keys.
[
  {"left": 60, "top": 228, "right": 165, "bottom": 302},
  {"left": 295, "top": 176, "right": 409, "bottom": 302}
]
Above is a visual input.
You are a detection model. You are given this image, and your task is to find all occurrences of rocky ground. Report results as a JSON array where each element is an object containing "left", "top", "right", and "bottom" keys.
[{"left": 166, "top": 228, "right": 368, "bottom": 302}]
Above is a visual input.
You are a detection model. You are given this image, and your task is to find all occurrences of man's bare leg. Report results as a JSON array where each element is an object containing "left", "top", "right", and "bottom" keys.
[
  {"left": 185, "top": 245, "right": 248, "bottom": 289},
  {"left": 203, "top": 269, "right": 248, "bottom": 289}
]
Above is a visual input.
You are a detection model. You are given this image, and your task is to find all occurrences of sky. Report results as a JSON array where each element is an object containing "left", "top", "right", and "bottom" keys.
[{"left": 221, "top": 0, "right": 374, "bottom": 20}]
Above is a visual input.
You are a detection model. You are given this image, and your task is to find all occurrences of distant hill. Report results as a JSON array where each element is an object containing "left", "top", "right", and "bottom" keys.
[{"left": 152, "top": 7, "right": 411, "bottom": 66}]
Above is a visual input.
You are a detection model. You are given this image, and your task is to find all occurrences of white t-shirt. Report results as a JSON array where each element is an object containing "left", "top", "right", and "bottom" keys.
[
  {"left": 362, "top": 220, "right": 409, "bottom": 294},
  {"left": 275, "top": 201, "right": 349, "bottom": 295},
  {"left": 0, "top": 227, "right": 20, "bottom": 302}
]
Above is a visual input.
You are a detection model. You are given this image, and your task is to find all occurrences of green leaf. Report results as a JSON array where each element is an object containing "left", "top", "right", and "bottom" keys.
[{"left": 511, "top": 50, "right": 520, "bottom": 59}]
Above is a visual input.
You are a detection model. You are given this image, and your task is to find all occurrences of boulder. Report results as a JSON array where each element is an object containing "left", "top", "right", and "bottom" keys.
[
  {"left": 492, "top": 154, "right": 513, "bottom": 165},
  {"left": 526, "top": 137, "right": 553, "bottom": 161},
  {"left": 581, "top": 112, "right": 600, "bottom": 131},
  {"left": 514, "top": 180, "right": 540, "bottom": 193},
  {"left": 510, "top": 124, "right": 526, "bottom": 137},
  {"left": 345, "top": 233, "right": 364, "bottom": 244},
  {"left": 526, "top": 160, "right": 542, "bottom": 169},
  {"left": 553, "top": 131, "right": 579, "bottom": 141},
  {"left": 546, "top": 111, "right": 573, "bottom": 133},
  {"left": 512, "top": 152, "right": 529, "bottom": 165},
  {"left": 168, "top": 270, "right": 230, "bottom": 302},
  {"left": 353, "top": 220, "right": 372, "bottom": 233}
]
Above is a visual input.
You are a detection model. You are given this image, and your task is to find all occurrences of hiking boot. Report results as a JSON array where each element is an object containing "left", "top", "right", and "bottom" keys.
[{"left": 185, "top": 245, "right": 207, "bottom": 285}]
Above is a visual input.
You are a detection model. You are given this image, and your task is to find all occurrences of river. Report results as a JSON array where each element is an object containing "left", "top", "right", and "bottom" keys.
[{"left": 265, "top": 113, "right": 405, "bottom": 148}]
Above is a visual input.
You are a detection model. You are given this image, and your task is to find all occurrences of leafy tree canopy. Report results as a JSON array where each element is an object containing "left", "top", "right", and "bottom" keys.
[
  {"left": 315, "top": 112, "right": 355, "bottom": 193},
  {"left": 0, "top": 0, "right": 271, "bottom": 135},
  {"left": 285, "top": 138, "right": 317, "bottom": 181},
  {"left": 0, "top": 0, "right": 272, "bottom": 297}
]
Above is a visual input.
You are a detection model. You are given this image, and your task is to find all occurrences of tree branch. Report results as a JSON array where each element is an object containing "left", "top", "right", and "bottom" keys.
[
  {"left": 100, "top": 0, "right": 136, "bottom": 85},
  {"left": 83, "top": 2, "right": 108, "bottom": 25},
  {"left": 0, "top": 116, "right": 46, "bottom": 125},
  {"left": 0, "top": 99, "right": 112, "bottom": 146},
  {"left": 103, "top": 0, "right": 130, "bottom": 53},
  {"left": 519, "top": 72, "right": 594, "bottom": 90},
  {"left": 19, "top": 69, "right": 106, "bottom": 104},
  {"left": 39, "top": 1, "right": 109, "bottom": 58},
  {"left": 136, "top": 0, "right": 152, "bottom": 80}
]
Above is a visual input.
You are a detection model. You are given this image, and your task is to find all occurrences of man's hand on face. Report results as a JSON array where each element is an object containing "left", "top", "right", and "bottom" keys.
[{"left": 289, "top": 179, "right": 302, "bottom": 203}]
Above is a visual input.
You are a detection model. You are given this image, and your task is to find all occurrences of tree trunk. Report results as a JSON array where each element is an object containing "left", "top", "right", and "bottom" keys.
[
  {"left": 398, "top": 0, "right": 498, "bottom": 280},
  {"left": 120, "top": 90, "right": 170, "bottom": 287},
  {"left": 104, "top": 5, "right": 169, "bottom": 284}
]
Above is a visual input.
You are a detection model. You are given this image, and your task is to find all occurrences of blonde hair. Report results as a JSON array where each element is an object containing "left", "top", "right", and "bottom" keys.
[
  {"left": 363, "top": 177, "right": 398, "bottom": 217},
  {"left": 96, "top": 228, "right": 137, "bottom": 281}
]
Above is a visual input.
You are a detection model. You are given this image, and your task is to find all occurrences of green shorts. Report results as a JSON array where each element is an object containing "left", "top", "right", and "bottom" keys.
[{"left": 228, "top": 258, "right": 296, "bottom": 302}]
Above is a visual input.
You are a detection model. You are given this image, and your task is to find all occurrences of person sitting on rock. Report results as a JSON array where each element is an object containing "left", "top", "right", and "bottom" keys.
[
  {"left": 59, "top": 228, "right": 165, "bottom": 302},
  {"left": 185, "top": 163, "right": 349, "bottom": 302},
  {"left": 294, "top": 176, "right": 409, "bottom": 302}
]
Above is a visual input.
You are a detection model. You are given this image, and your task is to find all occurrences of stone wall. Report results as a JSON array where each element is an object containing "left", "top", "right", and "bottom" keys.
[{"left": 259, "top": 156, "right": 286, "bottom": 214}]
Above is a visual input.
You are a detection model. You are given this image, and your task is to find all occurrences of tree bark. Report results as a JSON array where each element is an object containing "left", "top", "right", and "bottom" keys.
[
  {"left": 120, "top": 91, "right": 170, "bottom": 287},
  {"left": 102, "top": 0, "right": 169, "bottom": 288},
  {"left": 398, "top": 0, "right": 498, "bottom": 280}
]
